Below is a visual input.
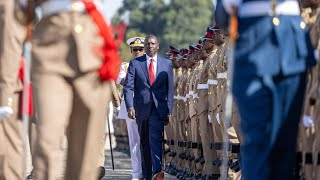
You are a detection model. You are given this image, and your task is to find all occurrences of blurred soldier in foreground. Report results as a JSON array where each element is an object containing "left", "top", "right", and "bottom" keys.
[
  {"left": 0, "top": 1, "right": 31, "bottom": 179},
  {"left": 31, "top": 0, "right": 120, "bottom": 179},
  {"left": 216, "top": 0, "right": 316, "bottom": 179}
]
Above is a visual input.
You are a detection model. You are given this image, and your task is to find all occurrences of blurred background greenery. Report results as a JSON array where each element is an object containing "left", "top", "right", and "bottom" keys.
[{"left": 111, "top": 0, "right": 215, "bottom": 62}]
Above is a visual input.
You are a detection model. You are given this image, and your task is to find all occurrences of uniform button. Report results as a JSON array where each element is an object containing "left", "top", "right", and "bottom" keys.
[
  {"left": 272, "top": 17, "right": 280, "bottom": 26},
  {"left": 74, "top": 24, "right": 83, "bottom": 33},
  {"left": 221, "top": 85, "right": 224, "bottom": 88},
  {"left": 71, "top": 2, "right": 82, "bottom": 11},
  {"left": 300, "top": 21, "right": 306, "bottom": 29},
  {"left": 8, "top": 97, "right": 13, "bottom": 106},
  {"left": 188, "top": 102, "right": 191, "bottom": 104}
]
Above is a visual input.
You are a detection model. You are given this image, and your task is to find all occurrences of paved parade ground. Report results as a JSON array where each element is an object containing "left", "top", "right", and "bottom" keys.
[{"left": 103, "top": 149, "right": 177, "bottom": 179}]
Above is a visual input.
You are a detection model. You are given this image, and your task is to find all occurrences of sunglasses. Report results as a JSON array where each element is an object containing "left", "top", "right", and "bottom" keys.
[{"left": 132, "top": 48, "right": 144, "bottom": 52}]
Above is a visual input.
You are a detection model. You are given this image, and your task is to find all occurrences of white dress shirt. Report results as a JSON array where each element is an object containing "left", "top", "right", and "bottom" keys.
[{"left": 146, "top": 54, "right": 157, "bottom": 79}]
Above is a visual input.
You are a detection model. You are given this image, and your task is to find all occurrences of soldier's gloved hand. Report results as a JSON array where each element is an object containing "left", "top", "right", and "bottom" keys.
[
  {"left": 208, "top": 114, "right": 212, "bottom": 123},
  {"left": 222, "top": 0, "right": 243, "bottom": 14},
  {"left": 303, "top": 115, "right": 314, "bottom": 128},
  {"left": 128, "top": 107, "right": 136, "bottom": 120},
  {"left": 216, "top": 113, "right": 221, "bottom": 125},
  {"left": 0, "top": 106, "right": 13, "bottom": 122}
]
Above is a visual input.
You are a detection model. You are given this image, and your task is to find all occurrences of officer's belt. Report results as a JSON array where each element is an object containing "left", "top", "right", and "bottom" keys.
[
  {"left": 217, "top": 72, "right": 228, "bottom": 79},
  {"left": 40, "top": 1, "right": 86, "bottom": 17},
  {"left": 211, "top": 142, "right": 240, "bottom": 153},
  {"left": 296, "top": 152, "right": 320, "bottom": 165},
  {"left": 174, "top": 95, "right": 179, "bottom": 100},
  {"left": 197, "top": 84, "right": 209, "bottom": 89},
  {"left": 207, "top": 79, "right": 218, "bottom": 85},
  {"left": 238, "top": 1, "right": 300, "bottom": 18}
]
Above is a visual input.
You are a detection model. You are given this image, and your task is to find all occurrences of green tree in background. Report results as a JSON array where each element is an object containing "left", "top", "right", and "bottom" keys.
[{"left": 113, "top": 0, "right": 214, "bottom": 55}]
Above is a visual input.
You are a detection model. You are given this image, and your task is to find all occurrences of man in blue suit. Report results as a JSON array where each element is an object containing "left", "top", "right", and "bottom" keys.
[
  {"left": 215, "top": 0, "right": 317, "bottom": 179},
  {"left": 124, "top": 34, "right": 174, "bottom": 180}
]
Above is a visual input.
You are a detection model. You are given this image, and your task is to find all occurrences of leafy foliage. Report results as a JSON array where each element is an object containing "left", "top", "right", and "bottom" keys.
[{"left": 113, "top": 0, "right": 214, "bottom": 57}]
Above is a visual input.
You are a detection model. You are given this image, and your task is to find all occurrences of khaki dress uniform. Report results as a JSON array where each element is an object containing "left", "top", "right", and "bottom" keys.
[
  {"left": 170, "top": 67, "right": 183, "bottom": 168},
  {"left": 298, "top": 3, "right": 320, "bottom": 179},
  {"left": 0, "top": 1, "right": 26, "bottom": 179},
  {"left": 184, "top": 68, "right": 192, "bottom": 172},
  {"left": 195, "top": 50, "right": 220, "bottom": 176},
  {"left": 31, "top": 1, "right": 114, "bottom": 179},
  {"left": 188, "top": 62, "right": 203, "bottom": 175},
  {"left": 215, "top": 41, "right": 241, "bottom": 180},
  {"left": 177, "top": 68, "right": 188, "bottom": 171}
]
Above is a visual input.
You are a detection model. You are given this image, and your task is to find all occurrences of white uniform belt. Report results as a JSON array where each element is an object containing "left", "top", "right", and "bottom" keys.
[
  {"left": 207, "top": 79, "right": 218, "bottom": 85},
  {"left": 217, "top": 72, "right": 228, "bottom": 79},
  {"left": 174, "top": 96, "right": 178, "bottom": 100},
  {"left": 183, "top": 97, "right": 187, "bottom": 102},
  {"left": 189, "top": 91, "right": 194, "bottom": 96},
  {"left": 193, "top": 93, "right": 199, "bottom": 99},
  {"left": 238, "top": 1, "right": 300, "bottom": 18},
  {"left": 186, "top": 94, "right": 190, "bottom": 98},
  {"left": 41, "top": 1, "right": 86, "bottom": 17},
  {"left": 197, "top": 84, "right": 209, "bottom": 89}
]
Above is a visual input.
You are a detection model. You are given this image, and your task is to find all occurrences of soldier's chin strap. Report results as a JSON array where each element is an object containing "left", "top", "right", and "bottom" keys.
[{"left": 221, "top": 7, "right": 238, "bottom": 180}]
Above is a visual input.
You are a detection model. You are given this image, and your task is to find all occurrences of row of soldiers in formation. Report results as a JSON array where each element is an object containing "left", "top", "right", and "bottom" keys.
[
  {"left": 160, "top": 25, "right": 242, "bottom": 180},
  {"left": 158, "top": 4, "right": 320, "bottom": 179}
]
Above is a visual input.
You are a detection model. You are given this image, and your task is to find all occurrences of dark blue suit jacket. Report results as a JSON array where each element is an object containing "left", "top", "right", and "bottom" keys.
[{"left": 123, "top": 54, "right": 174, "bottom": 121}]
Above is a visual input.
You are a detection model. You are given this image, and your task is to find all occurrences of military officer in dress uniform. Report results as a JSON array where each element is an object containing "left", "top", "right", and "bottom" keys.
[
  {"left": 116, "top": 37, "right": 145, "bottom": 180},
  {"left": 0, "top": 1, "right": 28, "bottom": 179},
  {"left": 31, "top": 0, "right": 120, "bottom": 179},
  {"left": 216, "top": 0, "right": 317, "bottom": 179}
]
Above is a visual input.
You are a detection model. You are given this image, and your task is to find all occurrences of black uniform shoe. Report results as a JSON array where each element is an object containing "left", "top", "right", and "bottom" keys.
[{"left": 99, "top": 166, "right": 105, "bottom": 179}]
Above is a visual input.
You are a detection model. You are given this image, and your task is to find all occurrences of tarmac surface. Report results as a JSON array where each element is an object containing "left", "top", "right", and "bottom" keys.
[{"left": 102, "top": 149, "right": 177, "bottom": 179}]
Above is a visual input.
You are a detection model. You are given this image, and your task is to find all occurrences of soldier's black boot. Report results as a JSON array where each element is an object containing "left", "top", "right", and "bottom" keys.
[
  {"left": 99, "top": 166, "right": 105, "bottom": 179},
  {"left": 26, "top": 169, "right": 34, "bottom": 180}
]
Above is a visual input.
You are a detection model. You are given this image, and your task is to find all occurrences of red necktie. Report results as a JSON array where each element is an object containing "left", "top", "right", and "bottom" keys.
[{"left": 149, "top": 58, "right": 155, "bottom": 85}]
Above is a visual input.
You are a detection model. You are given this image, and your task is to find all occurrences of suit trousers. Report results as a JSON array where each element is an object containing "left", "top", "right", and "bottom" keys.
[
  {"left": 137, "top": 104, "right": 164, "bottom": 178},
  {"left": 32, "top": 71, "right": 111, "bottom": 180}
]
